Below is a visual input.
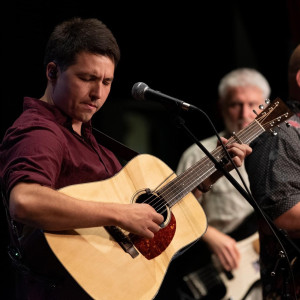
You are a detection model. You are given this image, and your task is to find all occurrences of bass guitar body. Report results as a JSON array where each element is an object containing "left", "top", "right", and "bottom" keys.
[{"left": 183, "top": 232, "right": 261, "bottom": 300}]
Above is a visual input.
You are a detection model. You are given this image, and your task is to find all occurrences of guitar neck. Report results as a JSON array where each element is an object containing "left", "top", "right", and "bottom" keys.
[
  {"left": 158, "top": 119, "right": 264, "bottom": 207},
  {"left": 157, "top": 97, "right": 294, "bottom": 207}
]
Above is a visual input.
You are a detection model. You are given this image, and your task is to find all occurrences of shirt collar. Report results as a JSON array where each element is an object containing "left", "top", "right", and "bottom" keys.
[{"left": 23, "top": 97, "right": 93, "bottom": 137}]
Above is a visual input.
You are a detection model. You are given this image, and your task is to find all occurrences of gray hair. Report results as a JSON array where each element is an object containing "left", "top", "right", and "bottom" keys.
[{"left": 218, "top": 68, "right": 271, "bottom": 100}]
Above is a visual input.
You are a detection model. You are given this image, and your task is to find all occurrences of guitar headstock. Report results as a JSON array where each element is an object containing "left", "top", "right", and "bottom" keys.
[{"left": 254, "top": 97, "right": 294, "bottom": 135}]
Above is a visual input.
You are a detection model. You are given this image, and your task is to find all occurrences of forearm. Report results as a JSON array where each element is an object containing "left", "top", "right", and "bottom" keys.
[
  {"left": 202, "top": 225, "right": 223, "bottom": 244},
  {"left": 9, "top": 182, "right": 164, "bottom": 238},
  {"left": 9, "top": 182, "right": 122, "bottom": 231},
  {"left": 201, "top": 225, "right": 240, "bottom": 271},
  {"left": 274, "top": 202, "right": 300, "bottom": 238}
]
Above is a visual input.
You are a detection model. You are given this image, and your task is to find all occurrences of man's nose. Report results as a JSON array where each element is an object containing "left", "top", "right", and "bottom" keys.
[
  {"left": 91, "top": 83, "right": 102, "bottom": 100},
  {"left": 241, "top": 104, "right": 254, "bottom": 118}
]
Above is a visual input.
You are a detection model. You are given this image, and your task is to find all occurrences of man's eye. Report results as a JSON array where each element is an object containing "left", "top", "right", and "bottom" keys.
[
  {"left": 80, "top": 75, "right": 95, "bottom": 81},
  {"left": 103, "top": 80, "right": 112, "bottom": 86},
  {"left": 79, "top": 77, "right": 89, "bottom": 81},
  {"left": 229, "top": 103, "right": 239, "bottom": 108}
]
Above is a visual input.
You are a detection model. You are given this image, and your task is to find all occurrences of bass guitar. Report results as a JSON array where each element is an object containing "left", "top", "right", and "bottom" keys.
[
  {"left": 183, "top": 232, "right": 261, "bottom": 300},
  {"left": 44, "top": 98, "right": 292, "bottom": 300}
]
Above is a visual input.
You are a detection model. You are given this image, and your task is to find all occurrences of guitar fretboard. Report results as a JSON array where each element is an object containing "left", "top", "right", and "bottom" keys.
[
  {"left": 155, "top": 97, "right": 292, "bottom": 210},
  {"left": 158, "top": 119, "right": 264, "bottom": 207}
]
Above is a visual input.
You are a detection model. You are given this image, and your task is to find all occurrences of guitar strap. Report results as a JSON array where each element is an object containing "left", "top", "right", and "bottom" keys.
[
  {"left": 1, "top": 189, "right": 31, "bottom": 275},
  {"left": 91, "top": 128, "right": 141, "bottom": 258},
  {"left": 2, "top": 188, "right": 63, "bottom": 286},
  {"left": 92, "top": 127, "right": 139, "bottom": 162}
]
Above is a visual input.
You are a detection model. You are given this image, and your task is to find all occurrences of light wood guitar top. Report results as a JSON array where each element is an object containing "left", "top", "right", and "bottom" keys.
[{"left": 45, "top": 154, "right": 207, "bottom": 300}]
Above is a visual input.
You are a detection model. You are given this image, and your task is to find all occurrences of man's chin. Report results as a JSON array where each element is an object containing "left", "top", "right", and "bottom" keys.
[{"left": 77, "top": 113, "right": 93, "bottom": 123}]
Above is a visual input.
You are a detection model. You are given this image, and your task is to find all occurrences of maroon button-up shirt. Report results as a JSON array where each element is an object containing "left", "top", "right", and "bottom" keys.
[
  {"left": 0, "top": 97, "right": 123, "bottom": 299},
  {"left": 0, "top": 97, "right": 122, "bottom": 196}
]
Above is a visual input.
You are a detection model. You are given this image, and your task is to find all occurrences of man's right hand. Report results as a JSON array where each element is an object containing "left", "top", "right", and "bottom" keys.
[
  {"left": 116, "top": 203, "right": 164, "bottom": 239},
  {"left": 202, "top": 226, "right": 241, "bottom": 271}
]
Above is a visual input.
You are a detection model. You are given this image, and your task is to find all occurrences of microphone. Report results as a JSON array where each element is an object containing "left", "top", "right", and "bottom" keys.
[{"left": 131, "top": 82, "right": 196, "bottom": 112}]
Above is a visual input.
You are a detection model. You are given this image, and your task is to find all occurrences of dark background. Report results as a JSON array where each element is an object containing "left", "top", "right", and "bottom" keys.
[{"left": 1, "top": 0, "right": 300, "bottom": 298}]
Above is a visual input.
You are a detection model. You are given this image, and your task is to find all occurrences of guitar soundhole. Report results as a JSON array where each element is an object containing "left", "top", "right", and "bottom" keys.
[
  {"left": 131, "top": 188, "right": 176, "bottom": 259},
  {"left": 134, "top": 189, "right": 171, "bottom": 228}
]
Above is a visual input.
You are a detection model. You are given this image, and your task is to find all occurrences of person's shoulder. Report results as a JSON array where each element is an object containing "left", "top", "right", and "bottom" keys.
[
  {"left": 181, "top": 142, "right": 201, "bottom": 158},
  {"left": 182, "top": 131, "right": 225, "bottom": 157},
  {"left": 283, "top": 113, "right": 300, "bottom": 134},
  {"left": 247, "top": 116, "right": 299, "bottom": 165},
  {"left": 275, "top": 113, "right": 300, "bottom": 151},
  {"left": 15, "top": 98, "right": 66, "bottom": 132},
  {"left": 263, "top": 113, "right": 300, "bottom": 143},
  {"left": 177, "top": 132, "right": 224, "bottom": 174},
  {"left": 200, "top": 133, "right": 222, "bottom": 147},
  {"left": 2, "top": 106, "right": 66, "bottom": 150}
]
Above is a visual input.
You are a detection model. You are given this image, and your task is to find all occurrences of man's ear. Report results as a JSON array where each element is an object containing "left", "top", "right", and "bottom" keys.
[
  {"left": 46, "top": 62, "right": 58, "bottom": 80},
  {"left": 296, "top": 69, "right": 300, "bottom": 88}
]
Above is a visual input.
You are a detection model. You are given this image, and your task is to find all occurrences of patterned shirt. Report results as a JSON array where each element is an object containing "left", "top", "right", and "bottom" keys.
[{"left": 245, "top": 100, "right": 300, "bottom": 300}]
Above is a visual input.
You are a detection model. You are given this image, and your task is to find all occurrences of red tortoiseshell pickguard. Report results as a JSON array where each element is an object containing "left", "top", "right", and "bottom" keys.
[{"left": 129, "top": 213, "right": 176, "bottom": 260}]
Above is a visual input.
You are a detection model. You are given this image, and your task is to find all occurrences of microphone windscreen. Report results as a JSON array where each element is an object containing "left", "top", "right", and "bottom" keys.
[{"left": 131, "top": 82, "right": 148, "bottom": 101}]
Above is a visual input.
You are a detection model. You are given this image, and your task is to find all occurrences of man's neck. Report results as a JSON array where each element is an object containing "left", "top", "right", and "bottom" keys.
[
  {"left": 40, "top": 88, "right": 83, "bottom": 135},
  {"left": 40, "top": 87, "right": 54, "bottom": 105},
  {"left": 72, "top": 121, "right": 82, "bottom": 136}
]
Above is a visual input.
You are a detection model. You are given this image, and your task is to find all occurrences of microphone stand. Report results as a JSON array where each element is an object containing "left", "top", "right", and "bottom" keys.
[
  {"left": 166, "top": 104, "right": 299, "bottom": 299},
  {"left": 173, "top": 113, "right": 257, "bottom": 210}
]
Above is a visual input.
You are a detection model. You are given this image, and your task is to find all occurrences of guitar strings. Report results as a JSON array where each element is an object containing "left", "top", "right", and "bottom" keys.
[
  {"left": 145, "top": 116, "right": 269, "bottom": 215},
  {"left": 130, "top": 102, "right": 284, "bottom": 217},
  {"left": 153, "top": 119, "right": 263, "bottom": 213},
  {"left": 153, "top": 106, "right": 285, "bottom": 214},
  {"left": 140, "top": 119, "right": 262, "bottom": 215},
  {"left": 154, "top": 112, "right": 280, "bottom": 213},
  {"left": 141, "top": 108, "right": 282, "bottom": 216}
]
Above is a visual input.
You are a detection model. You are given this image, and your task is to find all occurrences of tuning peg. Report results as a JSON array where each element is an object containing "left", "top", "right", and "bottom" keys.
[
  {"left": 270, "top": 129, "right": 278, "bottom": 136},
  {"left": 285, "top": 121, "right": 291, "bottom": 127},
  {"left": 259, "top": 104, "right": 264, "bottom": 110},
  {"left": 265, "top": 98, "right": 271, "bottom": 104},
  {"left": 253, "top": 110, "right": 259, "bottom": 116}
]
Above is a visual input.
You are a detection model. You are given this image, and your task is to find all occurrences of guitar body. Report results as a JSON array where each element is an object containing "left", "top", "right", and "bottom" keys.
[
  {"left": 183, "top": 232, "right": 261, "bottom": 300},
  {"left": 215, "top": 232, "right": 261, "bottom": 300},
  {"left": 44, "top": 154, "right": 207, "bottom": 300}
]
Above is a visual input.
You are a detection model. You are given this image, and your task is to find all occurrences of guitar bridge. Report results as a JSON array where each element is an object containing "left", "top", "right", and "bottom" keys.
[{"left": 104, "top": 226, "right": 139, "bottom": 258}]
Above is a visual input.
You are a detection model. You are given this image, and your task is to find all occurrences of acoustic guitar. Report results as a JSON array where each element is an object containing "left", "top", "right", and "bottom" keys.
[{"left": 44, "top": 98, "right": 292, "bottom": 300}]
